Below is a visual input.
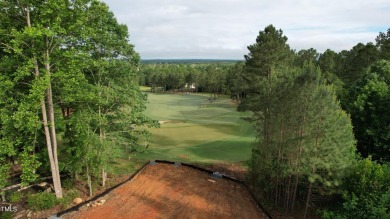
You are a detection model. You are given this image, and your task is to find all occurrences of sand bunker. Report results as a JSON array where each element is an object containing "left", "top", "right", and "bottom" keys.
[{"left": 158, "top": 120, "right": 186, "bottom": 124}]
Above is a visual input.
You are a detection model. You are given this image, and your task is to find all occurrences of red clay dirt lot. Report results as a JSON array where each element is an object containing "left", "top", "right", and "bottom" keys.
[{"left": 63, "top": 163, "right": 268, "bottom": 219}]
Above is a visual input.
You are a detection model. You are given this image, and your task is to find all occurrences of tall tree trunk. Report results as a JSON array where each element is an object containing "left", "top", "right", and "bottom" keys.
[
  {"left": 277, "top": 116, "right": 287, "bottom": 209},
  {"left": 45, "top": 48, "right": 62, "bottom": 198},
  {"left": 275, "top": 135, "right": 283, "bottom": 207},
  {"left": 264, "top": 68, "right": 272, "bottom": 152},
  {"left": 290, "top": 145, "right": 302, "bottom": 212},
  {"left": 285, "top": 173, "right": 292, "bottom": 214},
  {"left": 87, "top": 165, "right": 92, "bottom": 197},
  {"left": 303, "top": 181, "right": 313, "bottom": 219},
  {"left": 41, "top": 98, "right": 62, "bottom": 198},
  {"left": 274, "top": 175, "right": 279, "bottom": 207},
  {"left": 98, "top": 79, "right": 107, "bottom": 187},
  {"left": 102, "top": 168, "right": 106, "bottom": 187},
  {"left": 291, "top": 99, "right": 307, "bottom": 212},
  {"left": 27, "top": 7, "right": 62, "bottom": 198},
  {"left": 100, "top": 126, "right": 106, "bottom": 187},
  {"left": 304, "top": 117, "right": 322, "bottom": 218}
]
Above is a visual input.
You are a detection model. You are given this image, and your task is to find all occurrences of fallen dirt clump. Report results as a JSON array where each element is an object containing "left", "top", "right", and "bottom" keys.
[
  {"left": 197, "top": 162, "right": 248, "bottom": 181},
  {"left": 62, "top": 163, "right": 268, "bottom": 219}
]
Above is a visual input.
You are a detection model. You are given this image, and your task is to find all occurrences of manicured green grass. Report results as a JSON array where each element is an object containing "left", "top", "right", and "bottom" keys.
[
  {"left": 132, "top": 92, "right": 255, "bottom": 164},
  {"left": 140, "top": 86, "right": 151, "bottom": 92}
]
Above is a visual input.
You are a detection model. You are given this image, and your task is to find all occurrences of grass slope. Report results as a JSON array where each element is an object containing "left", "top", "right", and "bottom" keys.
[{"left": 133, "top": 92, "right": 255, "bottom": 164}]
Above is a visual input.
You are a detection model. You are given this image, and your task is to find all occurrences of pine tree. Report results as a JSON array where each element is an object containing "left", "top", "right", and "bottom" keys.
[{"left": 241, "top": 25, "right": 356, "bottom": 217}]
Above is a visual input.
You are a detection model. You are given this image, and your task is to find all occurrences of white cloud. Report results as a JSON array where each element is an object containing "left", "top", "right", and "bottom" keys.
[{"left": 103, "top": 0, "right": 390, "bottom": 59}]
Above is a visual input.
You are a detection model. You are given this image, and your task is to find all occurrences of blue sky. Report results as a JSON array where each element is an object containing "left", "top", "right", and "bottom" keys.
[{"left": 102, "top": 0, "right": 390, "bottom": 59}]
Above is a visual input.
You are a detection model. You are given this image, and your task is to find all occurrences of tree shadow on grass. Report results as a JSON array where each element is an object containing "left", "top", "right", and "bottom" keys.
[
  {"left": 149, "top": 133, "right": 178, "bottom": 146},
  {"left": 149, "top": 93, "right": 208, "bottom": 107},
  {"left": 183, "top": 140, "right": 253, "bottom": 163}
]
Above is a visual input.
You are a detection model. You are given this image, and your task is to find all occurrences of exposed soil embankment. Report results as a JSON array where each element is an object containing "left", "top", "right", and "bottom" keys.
[{"left": 63, "top": 163, "right": 268, "bottom": 219}]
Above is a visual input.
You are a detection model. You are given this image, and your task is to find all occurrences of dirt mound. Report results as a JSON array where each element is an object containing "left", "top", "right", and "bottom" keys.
[{"left": 62, "top": 163, "right": 268, "bottom": 219}]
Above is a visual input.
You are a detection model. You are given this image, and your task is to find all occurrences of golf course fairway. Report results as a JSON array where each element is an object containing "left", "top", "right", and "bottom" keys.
[{"left": 133, "top": 91, "right": 255, "bottom": 164}]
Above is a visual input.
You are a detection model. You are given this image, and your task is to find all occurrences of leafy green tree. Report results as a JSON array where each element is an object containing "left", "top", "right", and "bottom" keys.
[
  {"left": 204, "top": 64, "right": 225, "bottom": 97},
  {"left": 0, "top": 58, "right": 18, "bottom": 192},
  {"left": 342, "top": 158, "right": 390, "bottom": 218},
  {"left": 0, "top": 0, "right": 153, "bottom": 199},
  {"left": 349, "top": 60, "right": 390, "bottom": 162},
  {"left": 323, "top": 158, "right": 390, "bottom": 219},
  {"left": 226, "top": 62, "right": 246, "bottom": 101},
  {"left": 57, "top": 1, "right": 155, "bottom": 195},
  {"left": 0, "top": 0, "right": 81, "bottom": 198},
  {"left": 185, "top": 66, "right": 201, "bottom": 92}
]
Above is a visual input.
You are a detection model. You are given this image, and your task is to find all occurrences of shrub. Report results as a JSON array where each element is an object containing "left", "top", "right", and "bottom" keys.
[
  {"left": 9, "top": 191, "right": 23, "bottom": 203},
  {"left": 27, "top": 192, "right": 59, "bottom": 211},
  {"left": 61, "top": 178, "right": 74, "bottom": 190},
  {"left": 64, "top": 190, "right": 79, "bottom": 202},
  {"left": 58, "top": 189, "right": 80, "bottom": 208},
  {"left": 0, "top": 212, "right": 13, "bottom": 219},
  {"left": 321, "top": 210, "right": 346, "bottom": 219},
  {"left": 323, "top": 158, "right": 390, "bottom": 218}
]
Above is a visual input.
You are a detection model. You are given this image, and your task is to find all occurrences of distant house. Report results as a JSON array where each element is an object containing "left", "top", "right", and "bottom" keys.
[{"left": 184, "top": 83, "right": 196, "bottom": 91}]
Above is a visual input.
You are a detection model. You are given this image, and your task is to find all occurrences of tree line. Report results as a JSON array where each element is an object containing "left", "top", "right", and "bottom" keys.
[
  {"left": 0, "top": 0, "right": 155, "bottom": 200},
  {"left": 239, "top": 25, "right": 390, "bottom": 218},
  {"left": 138, "top": 62, "right": 251, "bottom": 100},
  {"left": 139, "top": 63, "right": 232, "bottom": 98}
]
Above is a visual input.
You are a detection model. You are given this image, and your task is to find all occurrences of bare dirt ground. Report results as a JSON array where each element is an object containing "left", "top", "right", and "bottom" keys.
[
  {"left": 63, "top": 163, "right": 268, "bottom": 219},
  {"left": 196, "top": 162, "right": 248, "bottom": 181}
]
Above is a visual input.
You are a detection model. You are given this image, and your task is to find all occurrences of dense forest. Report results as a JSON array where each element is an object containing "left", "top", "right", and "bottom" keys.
[{"left": 0, "top": 0, "right": 389, "bottom": 218}]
